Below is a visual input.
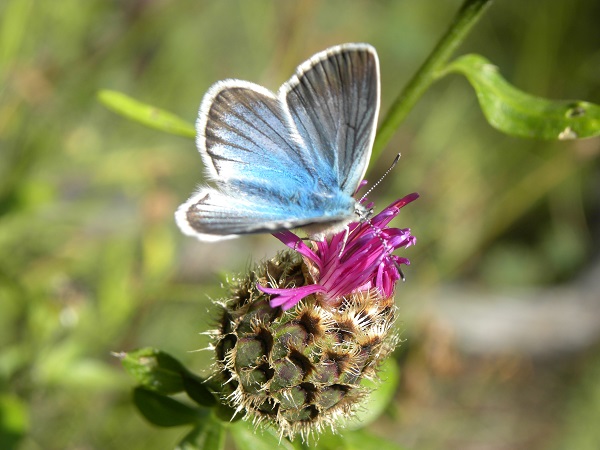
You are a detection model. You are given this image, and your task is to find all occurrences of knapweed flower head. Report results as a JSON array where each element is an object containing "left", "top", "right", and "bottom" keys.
[
  {"left": 211, "top": 193, "right": 418, "bottom": 440},
  {"left": 259, "top": 192, "right": 419, "bottom": 310}
]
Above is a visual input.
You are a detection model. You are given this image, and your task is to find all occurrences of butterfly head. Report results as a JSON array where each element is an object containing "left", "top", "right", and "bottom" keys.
[
  {"left": 355, "top": 201, "right": 374, "bottom": 223},
  {"left": 301, "top": 199, "right": 373, "bottom": 242}
]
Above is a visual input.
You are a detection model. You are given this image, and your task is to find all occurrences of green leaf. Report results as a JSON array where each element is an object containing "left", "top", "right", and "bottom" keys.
[
  {"left": 443, "top": 54, "right": 600, "bottom": 140},
  {"left": 230, "top": 421, "right": 295, "bottom": 450},
  {"left": 346, "top": 358, "right": 400, "bottom": 430},
  {"left": 0, "top": 0, "right": 33, "bottom": 76},
  {"left": 132, "top": 387, "right": 205, "bottom": 427},
  {"left": 98, "top": 90, "right": 196, "bottom": 138},
  {"left": 175, "top": 418, "right": 225, "bottom": 450},
  {"left": 313, "top": 428, "right": 406, "bottom": 450},
  {"left": 182, "top": 372, "right": 217, "bottom": 407},
  {"left": 213, "top": 399, "right": 243, "bottom": 423},
  {"left": 119, "top": 348, "right": 186, "bottom": 395},
  {"left": 309, "top": 431, "right": 346, "bottom": 449},
  {"left": 342, "top": 428, "right": 407, "bottom": 450},
  {"left": 0, "top": 393, "right": 29, "bottom": 450}
]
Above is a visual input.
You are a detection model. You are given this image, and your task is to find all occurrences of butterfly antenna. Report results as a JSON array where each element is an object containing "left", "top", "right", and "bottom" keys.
[
  {"left": 359, "top": 153, "right": 401, "bottom": 203},
  {"left": 356, "top": 153, "right": 407, "bottom": 282},
  {"left": 394, "top": 260, "right": 406, "bottom": 282}
]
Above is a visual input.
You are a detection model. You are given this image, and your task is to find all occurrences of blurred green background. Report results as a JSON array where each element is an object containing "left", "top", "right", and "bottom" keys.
[{"left": 1, "top": 0, "right": 599, "bottom": 449}]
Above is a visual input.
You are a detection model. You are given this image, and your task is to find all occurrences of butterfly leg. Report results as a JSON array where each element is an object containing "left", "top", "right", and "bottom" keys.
[{"left": 338, "top": 225, "right": 350, "bottom": 257}]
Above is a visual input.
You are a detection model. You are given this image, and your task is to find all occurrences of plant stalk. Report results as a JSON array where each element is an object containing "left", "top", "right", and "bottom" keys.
[{"left": 373, "top": 0, "right": 494, "bottom": 158}]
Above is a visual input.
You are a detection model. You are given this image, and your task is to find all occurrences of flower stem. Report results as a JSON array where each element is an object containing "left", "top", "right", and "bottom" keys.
[{"left": 373, "top": 0, "right": 494, "bottom": 158}]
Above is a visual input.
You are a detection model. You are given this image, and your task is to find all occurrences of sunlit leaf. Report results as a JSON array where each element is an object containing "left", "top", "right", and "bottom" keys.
[
  {"left": 119, "top": 348, "right": 186, "bottom": 395},
  {"left": 97, "top": 90, "right": 196, "bottom": 138},
  {"left": 230, "top": 421, "right": 295, "bottom": 450},
  {"left": 0, "top": 393, "right": 28, "bottom": 450},
  {"left": 346, "top": 358, "right": 400, "bottom": 430},
  {"left": 343, "top": 428, "right": 407, "bottom": 450},
  {"left": 133, "top": 387, "right": 205, "bottom": 427},
  {"left": 315, "top": 428, "right": 406, "bottom": 450},
  {"left": 443, "top": 54, "right": 600, "bottom": 140},
  {"left": 175, "top": 418, "right": 225, "bottom": 450},
  {"left": 310, "top": 431, "right": 346, "bottom": 449}
]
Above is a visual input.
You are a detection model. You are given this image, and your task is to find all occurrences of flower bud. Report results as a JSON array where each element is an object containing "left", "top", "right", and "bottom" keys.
[{"left": 213, "top": 251, "right": 397, "bottom": 440}]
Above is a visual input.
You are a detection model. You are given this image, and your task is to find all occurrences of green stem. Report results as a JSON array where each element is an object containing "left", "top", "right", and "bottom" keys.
[{"left": 373, "top": 0, "right": 494, "bottom": 158}]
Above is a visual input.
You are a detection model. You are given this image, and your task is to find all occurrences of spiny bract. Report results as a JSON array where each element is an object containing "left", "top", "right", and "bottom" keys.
[{"left": 212, "top": 250, "right": 398, "bottom": 440}]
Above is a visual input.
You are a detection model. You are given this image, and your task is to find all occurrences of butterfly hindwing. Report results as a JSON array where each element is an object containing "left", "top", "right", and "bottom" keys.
[{"left": 176, "top": 186, "right": 353, "bottom": 241}]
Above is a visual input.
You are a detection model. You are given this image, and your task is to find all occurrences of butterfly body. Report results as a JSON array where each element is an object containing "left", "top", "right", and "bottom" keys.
[{"left": 176, "top": 43, "right": 380, "bottom": 241}]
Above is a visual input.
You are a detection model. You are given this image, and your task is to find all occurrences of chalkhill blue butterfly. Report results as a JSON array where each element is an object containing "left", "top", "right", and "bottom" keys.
[{"left": 176, "top": 43, "right": 380, "bottom": 241}]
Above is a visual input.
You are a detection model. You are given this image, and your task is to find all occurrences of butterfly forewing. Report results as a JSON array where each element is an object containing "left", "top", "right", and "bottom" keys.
[{"left": 282, "top": 43, "right": 380, "bottom": 195}]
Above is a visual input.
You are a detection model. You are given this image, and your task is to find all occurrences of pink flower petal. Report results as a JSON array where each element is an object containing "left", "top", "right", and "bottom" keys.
[{"left": 263, "top": 194, "right": 418, "bottom": 308}]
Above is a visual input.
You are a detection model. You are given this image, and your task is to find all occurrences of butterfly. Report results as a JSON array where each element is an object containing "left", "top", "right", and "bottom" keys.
[{"left": 175, "top": 43, "right": 380, "bottom": 242}]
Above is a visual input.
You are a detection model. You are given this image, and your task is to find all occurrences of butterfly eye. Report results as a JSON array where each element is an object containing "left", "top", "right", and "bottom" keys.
[{"left": 355, "top": 203, "right": 373, "bottom": 222}]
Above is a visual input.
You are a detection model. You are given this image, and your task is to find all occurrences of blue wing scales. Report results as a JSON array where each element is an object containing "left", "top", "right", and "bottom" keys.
[
  {"left": 282, "top": 43, "right": 379, "bottom": 195},
  {"left": 177, "top": 44, "right": 380, "bottom": 241}
]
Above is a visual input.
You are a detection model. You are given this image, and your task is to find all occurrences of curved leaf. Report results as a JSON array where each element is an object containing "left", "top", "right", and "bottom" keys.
[
  {"left": 213, "top": 400, "right": 243, "bottom": 423},
  {"left": 132, "top": 387, "right": 206, "bottom": 427},
  {"left": 176, "top": 418, "right": 225, "bottom": 450},
  {"left": 118, "top": 348, "right": 186, "bottom": 395},
  {"left": 443, "top": 54, "right": 600, "bottom": 140},
  {"left": 98, "top": 90, "right": 195, "bottom": 138},
  {"left": 346, "top": 357, "right": 400, "bottom": 430},
  {"left": 182, "top": 372, "right": 217, "bottom": 407},
  {"left": 343, "top": 429, "right": 407, "bottom": 450},
  {"left": 314, "top": 428, "right": 407, "bottom": 450},
  {"left": 230, "top": 421, "right": 295, "bottom": 450}
]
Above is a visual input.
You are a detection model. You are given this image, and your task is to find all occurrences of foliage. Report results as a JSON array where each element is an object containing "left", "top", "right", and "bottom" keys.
[
  {"left": 442, "top": 54, "right": 600, "bottom": 140},
  {"left": 118, "top": 348, "right": 402, "bottom": 449},
  {"left": 1, "top": 0, "right": 599, "bottom": 449}
]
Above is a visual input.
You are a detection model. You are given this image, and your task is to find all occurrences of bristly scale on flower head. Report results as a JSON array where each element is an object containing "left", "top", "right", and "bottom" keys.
[
  {"left": 212, "top": 252, "right": 401, "bottom": 440},
  {"left": 259, "top": 193, "right": 418, "bottom": 311}
]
